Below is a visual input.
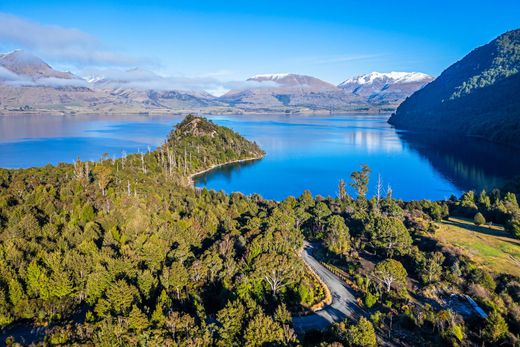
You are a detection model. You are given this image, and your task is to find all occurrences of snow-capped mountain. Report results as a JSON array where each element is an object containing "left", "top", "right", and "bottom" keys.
[
  {"left": 250, "top": 73, "right": 290, "bottom": 81},
  {"left": 218, "top": 73, "right": 343, "bottom": 111},
  {"left": 0, "top": 50, "right": 77, "bottom": 80},
  {"left": 338, "top": 71, "right": 433, "bottom": 105},
  {"left": 339, "top": 72, "right": 432, "bottom": 87}
]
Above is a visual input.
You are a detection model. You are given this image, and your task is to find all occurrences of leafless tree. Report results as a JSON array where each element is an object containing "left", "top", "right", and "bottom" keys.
[{"left": 376, "top": 174, "right": 383, "bottom": 208}]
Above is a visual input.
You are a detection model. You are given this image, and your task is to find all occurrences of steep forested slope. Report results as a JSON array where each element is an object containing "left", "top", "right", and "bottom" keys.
[{"left": 389, "top": 29, "right": 520, "bottom": 147}]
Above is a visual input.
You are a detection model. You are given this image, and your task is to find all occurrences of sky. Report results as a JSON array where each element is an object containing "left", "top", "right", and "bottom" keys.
[{"left": 0, "top": 0, "right": 519, "bottom": 92}]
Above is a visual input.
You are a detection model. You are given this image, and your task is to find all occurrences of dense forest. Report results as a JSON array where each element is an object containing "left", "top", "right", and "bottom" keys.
[
  {"left": 389, "top": 29, "right": 520, "bottom": 148},
  {"left": 0, "top": 116, "right": 519, "bottom": 346}
]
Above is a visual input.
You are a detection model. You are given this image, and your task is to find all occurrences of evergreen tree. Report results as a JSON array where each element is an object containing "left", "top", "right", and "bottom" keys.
[
  {"left": 346, "top": 317, "right": 377, "bottom": 347},
  {"left": 324, "top": 215, "right": 351, "bottom": 256},
  {"left": 350, "top": 164, "right": 371, "bottom": 197},
  {"left": 373, "top": 259, "right": 408, "bottom": 293},
  {"left": 483, "top": 310, "right": 508, "bottom": 343}
]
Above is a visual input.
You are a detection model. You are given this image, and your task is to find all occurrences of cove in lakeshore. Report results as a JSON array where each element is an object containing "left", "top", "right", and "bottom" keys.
[{"left": 1, "top": 113, "right": 519, "bottom": 201}]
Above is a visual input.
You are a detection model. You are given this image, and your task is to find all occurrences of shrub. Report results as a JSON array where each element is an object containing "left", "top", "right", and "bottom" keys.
[
  {"left": 473, "top": 212, "right": 486, "bottom": 226},
  {"left": 370, "top": 311, "right": 383, "bottom": 325},
  {"left": 364, "top": 292, "right": 377, "bottom": 308},
  {"left": 451, "top": 324, "right": 464, "bottom": 342}
]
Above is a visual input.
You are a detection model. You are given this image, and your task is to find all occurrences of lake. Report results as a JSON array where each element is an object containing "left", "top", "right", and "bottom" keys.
[{"left": 1, "top": 114, "right": 519, "bottom": 201}]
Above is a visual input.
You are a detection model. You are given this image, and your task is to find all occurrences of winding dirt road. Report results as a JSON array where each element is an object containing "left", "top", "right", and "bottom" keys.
[{"left": 292, "top": 242, "right": 361, "bottom": 334}]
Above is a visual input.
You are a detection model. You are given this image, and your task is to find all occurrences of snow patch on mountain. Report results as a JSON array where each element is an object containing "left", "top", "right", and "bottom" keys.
[
  {"left": 250, "top": 73, "right": 290, "bottom": 80},
  {"left": 339, "top": 72, "right": 432, "bottom": 86}
]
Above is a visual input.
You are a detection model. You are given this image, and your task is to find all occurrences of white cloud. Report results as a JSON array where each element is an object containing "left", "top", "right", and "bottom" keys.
[
  {"left": 0, "top": 66, "right": 20, "bottom": 80},
  {"left": 32, "top": 77, "right": 89, "bottom": 88},
  {"left": 84, "top": 68, "right": 278, "bottom": 95},
  {"left": 0, "top": 66, "right": 88, "bottom": 88},
  {"left": 0, "top": 13, "right": 142, "bottom": 67}
]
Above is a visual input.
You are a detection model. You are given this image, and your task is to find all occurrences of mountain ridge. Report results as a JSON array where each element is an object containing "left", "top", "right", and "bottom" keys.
[
  {"left": 389, "top": 29, "right": 520, "bottom": 148},
  {"left": 0, "top": 50, "right": 78, "bottom": 80},
  {"left": 339, "top": 71, "right": 432, "bottom": 87}
]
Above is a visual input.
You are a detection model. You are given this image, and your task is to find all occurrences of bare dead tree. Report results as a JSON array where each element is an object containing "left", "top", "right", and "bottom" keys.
[
  {"left": 73, "top": 157, "right": 83, "bottom": 180},
  {"left": 387, "top": 184, "right": 393, "bottom": 200},
  {"left": 376, "top": 174, "right": 383, "bottom": 208},
  {"left": 84, "top": 161, "right": 90, "bottom": 182},
  {"left": 159, "top": 146, "right": 165, "bottom": 170},
  {"left": 140, "top": 150, "right": 147, "bottom": 174},
  {"left": 166, "top": 147, "right": 173, "bottom": 176},
  {"left": 121, "top": 150, "right": 127, "bottom": 169},
  {"left": 184, "top": 148, "right": 187, "bottom": 175}
]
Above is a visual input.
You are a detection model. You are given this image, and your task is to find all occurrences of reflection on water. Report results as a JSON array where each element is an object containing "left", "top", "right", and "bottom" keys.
[
  {"left": 397, "top": 131, "right": 520, "bottom": 193},
  {"left": 194, "top": 159, "right": 261, "bottom": 185},
  {"left": 344, "top": 129, "right": 404, "bottom": 154},
  {"left": 1, "top": 114, "right": 519, "bottom": 201}
]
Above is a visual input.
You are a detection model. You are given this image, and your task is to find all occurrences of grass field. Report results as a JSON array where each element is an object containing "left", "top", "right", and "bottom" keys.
[{"left": 434, "top": 217, "right": 520, "bottom": 277}]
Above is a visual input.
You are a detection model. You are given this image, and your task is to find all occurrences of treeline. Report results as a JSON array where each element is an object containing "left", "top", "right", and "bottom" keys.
[{"left": 0, "top": 116, "right": 518, "bottom": 346}]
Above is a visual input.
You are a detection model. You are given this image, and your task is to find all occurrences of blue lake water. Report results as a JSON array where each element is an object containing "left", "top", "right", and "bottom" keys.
[{"left": 1, "top": 114, "right": 519, "bottom": 201}]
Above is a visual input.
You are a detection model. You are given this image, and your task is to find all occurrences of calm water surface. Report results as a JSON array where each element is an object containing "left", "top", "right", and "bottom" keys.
[{"left": 1, "top": 114, "right": 519, "bottom": 201}]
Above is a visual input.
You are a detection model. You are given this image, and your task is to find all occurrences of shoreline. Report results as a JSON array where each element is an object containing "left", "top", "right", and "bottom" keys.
[
  {"left": 187, "top": 154, "right": 265, "bottom": 188},
  {"left": 0, "top": 110, "right": 393, "bottom": 117}
]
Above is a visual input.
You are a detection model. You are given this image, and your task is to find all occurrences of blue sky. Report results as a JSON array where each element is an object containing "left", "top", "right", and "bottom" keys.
[{"left": 0, "top": 0, "right": 519, "bottom": 85}]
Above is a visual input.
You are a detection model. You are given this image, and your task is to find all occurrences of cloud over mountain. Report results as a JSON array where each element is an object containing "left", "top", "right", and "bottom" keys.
[{"left": 87, "top": 68, "right": 278, "bottom": 95}]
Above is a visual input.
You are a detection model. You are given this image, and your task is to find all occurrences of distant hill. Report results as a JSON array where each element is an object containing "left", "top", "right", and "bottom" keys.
[
  {"left": 247, "top": 73, "right": 338, "bottom": 91},
  {"left": 389, "top": 29, "right": 520, "bottom": 147},
  {"left": 0, "top": 52, "right": 225, "bottom": 114},
  {"left": 219, "top": 72, "right": 430, "bottom": 113},
  {"left": 338, "top": 71, "right": 433, "bottom": 105},
  {"left": 219, "top": 73, "right": 354, "bottom": 112},
  {"left": 89, "top": 68, "right": 224, "bottom": 110}
]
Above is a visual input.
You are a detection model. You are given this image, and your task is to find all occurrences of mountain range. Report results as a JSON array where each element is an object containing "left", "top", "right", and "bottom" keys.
[
  {"left": 0, "top": 50, "right": 432, "bottom": 115},
  {"left": 389, "top": 29, "right": 520, "bottom": 148}
]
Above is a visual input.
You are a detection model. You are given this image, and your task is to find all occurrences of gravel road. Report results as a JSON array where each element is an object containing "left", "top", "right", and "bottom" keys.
[{"left": 292, "top": 242, "right": 360, "bottom": 334}]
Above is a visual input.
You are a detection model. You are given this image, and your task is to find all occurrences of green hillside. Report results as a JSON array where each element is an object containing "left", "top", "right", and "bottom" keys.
[{"left": 389, "top": 29, "right": 520, "bottom": 147}]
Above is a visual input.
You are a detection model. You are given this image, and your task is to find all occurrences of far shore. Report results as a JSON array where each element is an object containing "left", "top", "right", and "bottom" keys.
[{"left": 0, "top": 109, "right": 394, "bottom": 117}]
